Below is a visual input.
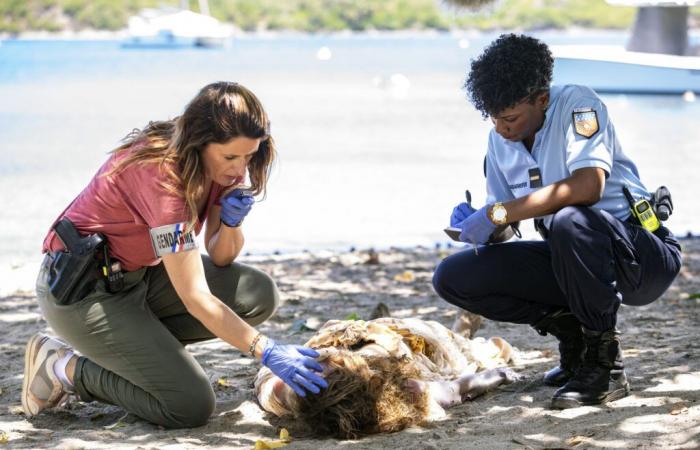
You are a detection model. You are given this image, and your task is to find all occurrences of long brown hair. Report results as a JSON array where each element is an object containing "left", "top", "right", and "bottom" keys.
[
  {"left": 293, "top": 351, "right": 429, "bottom": 439},
  {"left": 107, "top": 82, "right": 275, "bottom": 229}
]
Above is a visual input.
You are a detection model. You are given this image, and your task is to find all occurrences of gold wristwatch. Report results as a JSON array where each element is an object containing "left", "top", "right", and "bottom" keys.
[{"left": 489, "top": 202, "right": 508, "bottom": 225}]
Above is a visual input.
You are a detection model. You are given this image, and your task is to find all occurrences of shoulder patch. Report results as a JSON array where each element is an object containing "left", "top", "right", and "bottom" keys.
[
  {"left": 572, "top": 108, "right": 599, "bottom": 138},
  {"left": 149, "top": 222, "right": 198, "bottom": 257}
]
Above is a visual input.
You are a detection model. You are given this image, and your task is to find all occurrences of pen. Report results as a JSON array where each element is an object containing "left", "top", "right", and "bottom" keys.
[{"left": 465, "top": 190, "right": 478, "bottom": 255}]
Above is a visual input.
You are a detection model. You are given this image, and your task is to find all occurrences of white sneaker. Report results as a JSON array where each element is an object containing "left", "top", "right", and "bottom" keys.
[{"left": 21, "top": 333, "right": 74, "bottom": 417}]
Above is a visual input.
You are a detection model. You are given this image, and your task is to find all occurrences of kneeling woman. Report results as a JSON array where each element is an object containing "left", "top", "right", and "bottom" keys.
[
  {"left": 255, "top": 317, "right": 518, "bottom": 438},
  {"left": 23, "top": 82, "right": 326, "bottom": 428}
]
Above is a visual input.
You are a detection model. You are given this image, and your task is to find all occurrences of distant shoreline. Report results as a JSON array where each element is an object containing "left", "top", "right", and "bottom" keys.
[
  {"left": 2, "top": 27, "right": 699, "bottom": 43},
  {"left": 0, "top": 27, "right": 679, "bottom": 42}
]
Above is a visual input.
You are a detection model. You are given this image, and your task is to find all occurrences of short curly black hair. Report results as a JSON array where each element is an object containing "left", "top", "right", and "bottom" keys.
[{"left": 464, "top": 34, "right": 553, "bottom": 118}]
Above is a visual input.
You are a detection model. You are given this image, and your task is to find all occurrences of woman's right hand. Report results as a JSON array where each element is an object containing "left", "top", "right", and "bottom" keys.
[
  {"left": 262, "top": 339, "right": 328, "bottom": 397},
  {"left": 450, "top": 202, "right": 477, "bottom": 227},
  {"left": 220, "top": 189, "right": 255, "bottom": 227}
]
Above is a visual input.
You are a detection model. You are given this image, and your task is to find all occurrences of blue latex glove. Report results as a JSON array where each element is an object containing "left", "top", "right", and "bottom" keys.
[
  {"left": 262, "top": 339, "right": 328, "bottom": 397},
  {"left": 220, "top": 189, "right": 254, "bottom": 227},
  {"left": 459, "top": 206, "right": 497, "bottom": 245},
  {"left": 450, "top": 202, "right": 477, "bottom": 227}
]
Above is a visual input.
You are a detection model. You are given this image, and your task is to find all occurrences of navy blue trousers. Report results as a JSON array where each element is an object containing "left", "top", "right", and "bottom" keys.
[{"left": 433, "top": 206, "right": 682, "bottom": 331}]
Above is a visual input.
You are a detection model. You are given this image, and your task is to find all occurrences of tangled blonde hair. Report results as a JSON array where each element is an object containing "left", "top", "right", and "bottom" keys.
[
  {"left": 293, "top": 350, "right": 429, "bottom": 439},
  {"left": 107, "top": 82, "right": 275, "bottom": 230}
]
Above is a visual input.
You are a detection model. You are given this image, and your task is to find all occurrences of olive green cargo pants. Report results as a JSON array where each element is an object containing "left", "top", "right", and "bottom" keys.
[{"left": 36, "top": 253, "right": 279, "bottom": 428}]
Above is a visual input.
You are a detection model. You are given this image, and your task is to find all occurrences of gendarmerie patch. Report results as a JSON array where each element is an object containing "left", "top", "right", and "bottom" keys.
[
  {"left": 149, "top": 222, "right": 197, "bottom": 257},
  {"left": 572, "top": 108, "right": 599, "bottom": 138}
]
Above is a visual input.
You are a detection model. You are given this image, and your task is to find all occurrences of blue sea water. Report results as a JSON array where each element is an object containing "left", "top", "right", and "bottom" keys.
[{"left": 1, "top": 31, "right": 699, "bottom": 279}]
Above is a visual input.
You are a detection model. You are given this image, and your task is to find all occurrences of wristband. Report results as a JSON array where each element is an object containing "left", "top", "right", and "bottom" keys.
[{"left": 249, "top": 333, "right": 264, "bottom": 357}]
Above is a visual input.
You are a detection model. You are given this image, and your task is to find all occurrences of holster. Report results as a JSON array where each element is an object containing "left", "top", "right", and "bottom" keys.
[
  {"left": 47, "top": 218, "right": 104, "bottom": 305},
  {"left": 652, "top": 185, "right": 673, "bottom": 221}
]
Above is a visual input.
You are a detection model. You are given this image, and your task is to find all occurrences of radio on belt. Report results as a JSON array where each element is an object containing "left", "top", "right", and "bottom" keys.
[
  {"left": 623, "top": 186, "right": 660, "bottom": 233},
  {"left": 101, "top": 244, "right": 124, "bottom": 293}
]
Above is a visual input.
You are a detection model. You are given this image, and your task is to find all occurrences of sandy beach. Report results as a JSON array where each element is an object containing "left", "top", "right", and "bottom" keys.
[{"left": 1, "top": 239, "right": 699, "bottom": 449}]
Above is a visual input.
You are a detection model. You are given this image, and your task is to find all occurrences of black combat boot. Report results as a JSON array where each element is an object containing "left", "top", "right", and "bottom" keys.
[
  {"left": 533, "top": 309, "right": 586, "bottom": 387},
  {"left": 550, "top": 328, "right": 630, "bottom": 409}
]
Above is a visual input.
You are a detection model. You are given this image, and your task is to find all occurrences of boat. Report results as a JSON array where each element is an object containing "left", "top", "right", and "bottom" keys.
[
  {"left": 553, "top": 0, "right": 700, "bottom": 94},
  {"left": 552, "top": 44, "right": 700, "bottom": 94},
  {"left": 123, "top": 1, "right": 231, "bottom": 49}
]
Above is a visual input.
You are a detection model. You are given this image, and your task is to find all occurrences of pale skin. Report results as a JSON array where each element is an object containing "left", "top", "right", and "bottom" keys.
[
  {"left": 485, "top": 92, "right": 606, "bottom": 226},
  {"left": 405, "top": 367, "right": 521, "bottom": 408},
  {"left": 65, "top": 137, "right": 265, "bottom": 383}
]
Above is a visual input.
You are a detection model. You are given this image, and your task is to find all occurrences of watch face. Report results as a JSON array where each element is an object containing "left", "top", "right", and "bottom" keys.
[{"left": 493, "top": 205, "right": 507, "bottom": 222}]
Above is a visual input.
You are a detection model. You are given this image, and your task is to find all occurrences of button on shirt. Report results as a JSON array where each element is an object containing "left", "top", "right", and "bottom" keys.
[{"left": 485, "top": 84, "right": 650, "bottom": 228}]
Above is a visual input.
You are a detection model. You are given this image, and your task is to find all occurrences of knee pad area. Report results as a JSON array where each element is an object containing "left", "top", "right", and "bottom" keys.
[
  {"left": 549, "top": 206, "right": 597, "bottom": 242},
  {"left": 432, "top": 255, "right": 482, "bottom": 307},
  {"left": 161, "top": 380, "right": 216, "bottom": 428}
]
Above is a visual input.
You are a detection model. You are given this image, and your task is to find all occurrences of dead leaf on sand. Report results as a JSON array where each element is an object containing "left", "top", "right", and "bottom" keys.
[
  {"left": 670, "top": 403, "right": 689, "bottom": 415},
  {"left": 393, "top": 270, "right": 415, "bottom": 283},
  {"left": 254, "top": 427, "right": 291, "bottom": 449},
  {"left": 364, "top": 249, "right": 380, "bottom": 265},
  {"left": 567, "top": 435, "right": 587, "bottom": 446}
]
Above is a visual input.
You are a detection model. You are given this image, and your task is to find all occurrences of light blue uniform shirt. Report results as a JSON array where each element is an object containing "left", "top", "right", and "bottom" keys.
[{"left": 485, "top": 84, "right": 650, "bottom": 228}]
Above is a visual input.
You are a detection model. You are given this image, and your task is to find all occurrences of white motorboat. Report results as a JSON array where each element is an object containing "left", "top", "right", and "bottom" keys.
[{"left": 123, "top": 7, "right": 231, "bottom": 48}]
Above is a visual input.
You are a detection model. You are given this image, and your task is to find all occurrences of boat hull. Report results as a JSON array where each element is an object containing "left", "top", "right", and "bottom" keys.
[{"left": 552, "top": 45, "right": 700, "bottom": 94}]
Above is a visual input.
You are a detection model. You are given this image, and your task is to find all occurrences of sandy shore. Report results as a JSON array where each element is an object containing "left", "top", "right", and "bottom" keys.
[{"left": 1, "top": 239, "right": 700, "bottom": 449}]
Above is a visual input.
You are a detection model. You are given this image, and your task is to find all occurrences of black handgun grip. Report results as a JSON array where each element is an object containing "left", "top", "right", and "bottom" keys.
[{"left": 54, "top": 218, "right": 103, "bottom": 255}]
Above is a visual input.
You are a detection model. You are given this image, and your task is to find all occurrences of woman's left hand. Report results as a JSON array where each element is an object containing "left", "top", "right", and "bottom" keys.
[
  {"left": 220, "top": 189, "right": 255, "bottom": 227},
  {"left": 459, "top": 206, "right": 496, "bottom": 245}
]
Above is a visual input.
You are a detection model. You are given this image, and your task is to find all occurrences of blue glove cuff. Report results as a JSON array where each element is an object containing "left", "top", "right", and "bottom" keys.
[
  {"left": 221, "top": 217, "right": 244, "bottom": 228},
  {"left": 261, "top": 338, "right": 276, "bottom": 365}
]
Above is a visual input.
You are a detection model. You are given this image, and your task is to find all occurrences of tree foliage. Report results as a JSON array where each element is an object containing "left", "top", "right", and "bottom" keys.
[{"left": 1, "top": 0, "right": 697, "bottom": 34}]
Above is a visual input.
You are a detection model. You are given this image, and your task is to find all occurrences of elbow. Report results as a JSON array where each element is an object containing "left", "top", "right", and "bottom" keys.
[
  {"left": 588, "top": 179, "right": 605, "bottom": 204},
  {"left": 210, "top": 255, "right": 234, "bottom": 268},
  {"left": 572, "top": 168, "right": 605, "bottom": 206},
  {"left": 206, "top": 242, "right": 241, "bottom": 268}
]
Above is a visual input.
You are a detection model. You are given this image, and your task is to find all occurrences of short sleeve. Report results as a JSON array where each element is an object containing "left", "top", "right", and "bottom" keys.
[
  {"left": 485, "top": 134, "right": 516, "bottom": 204},
  {"left": 565, "top": 95, "right": 613, "bottom": 176},
  {"left": 116, "top": 162, "right": 190, "bottom": 228}
]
